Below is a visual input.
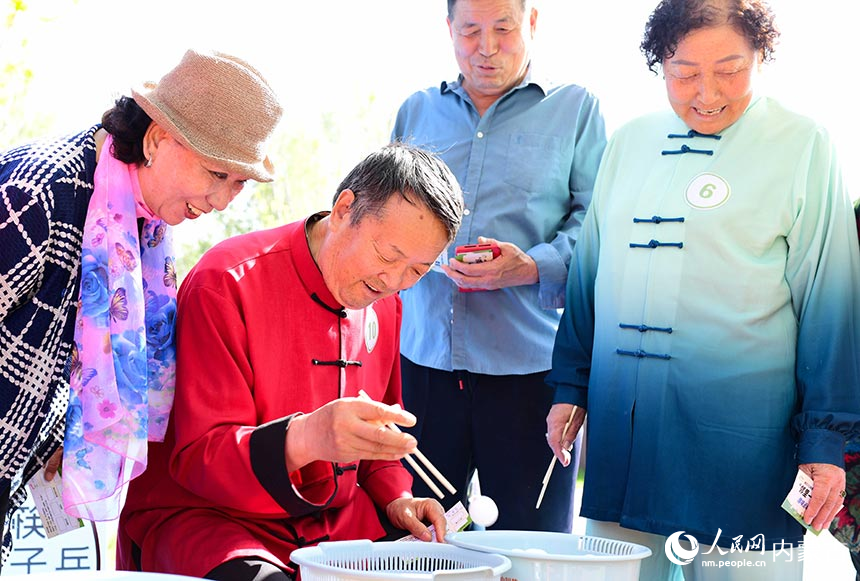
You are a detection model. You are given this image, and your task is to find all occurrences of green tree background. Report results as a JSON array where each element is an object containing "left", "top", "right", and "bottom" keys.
[
  {"left": 170, "top": 100, "right": 391, "bottom": 276},
  {"left": 1, "top": 0, "right": 58, "bottom": 145}
]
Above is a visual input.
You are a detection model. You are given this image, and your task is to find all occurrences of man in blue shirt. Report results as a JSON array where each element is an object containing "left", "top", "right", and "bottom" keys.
[{"left": 391, "top": 0, "right": 606, "bottom": 531}]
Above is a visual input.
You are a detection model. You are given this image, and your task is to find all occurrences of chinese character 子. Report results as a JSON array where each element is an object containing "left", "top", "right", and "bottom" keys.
[{"left": 9, "top": 547, "right": 47, "bottom": 574}]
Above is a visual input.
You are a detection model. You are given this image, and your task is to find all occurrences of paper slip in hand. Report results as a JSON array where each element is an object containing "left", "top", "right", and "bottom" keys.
[
  {"left": 27, "top": 470, "right": 84, "bottom": 538},
  {"left": 397, "top": 501, "right": 471, "bottom": 542},
  {"left": 781, "top": 468, "right": 822, "bottom": 536},
  {"left": 430, "top": 249, "right": 450, "bottom": 273}
]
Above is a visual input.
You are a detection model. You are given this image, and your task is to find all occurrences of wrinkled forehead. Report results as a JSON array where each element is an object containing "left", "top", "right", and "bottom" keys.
[{"left": 450, "top": 0, "right": 528, "bottom": 21}]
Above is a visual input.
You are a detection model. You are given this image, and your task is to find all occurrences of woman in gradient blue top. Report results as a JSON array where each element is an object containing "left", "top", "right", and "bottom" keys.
[{"left": 544, "top": 1, "right": 860, "bottom": 579}]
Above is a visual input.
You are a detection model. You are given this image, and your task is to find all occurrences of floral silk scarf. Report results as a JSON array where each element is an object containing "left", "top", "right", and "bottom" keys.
[
  {"left": 63, "top": 134, "right": 177, "bottom": 520},
  {"left": 831, "top": 440, "right": 860, "bottom": 552}
]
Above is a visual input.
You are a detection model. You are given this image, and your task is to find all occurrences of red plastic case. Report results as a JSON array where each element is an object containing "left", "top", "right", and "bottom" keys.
[
  {"left": 454, "top": 243, "right": 501, "bottom": 264},
  {"left": 454, "top": 243, "right": 500, "bottom": 292}
]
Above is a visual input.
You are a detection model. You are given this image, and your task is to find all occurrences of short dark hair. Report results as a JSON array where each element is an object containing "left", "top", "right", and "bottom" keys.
[
  {"left": 333, "top": 142, "right": 464, "bottom": 242},
  {"left": 447, "top": 0, "right": 527, "bottom": 20},
  {"left": 641, "top": 0, "right": 780, "bottom": 74},
  {"left": 101, "top": 96, "right": 153, "bottom": 164}
]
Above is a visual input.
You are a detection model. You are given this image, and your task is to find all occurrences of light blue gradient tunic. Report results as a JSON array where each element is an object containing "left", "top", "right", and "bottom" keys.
[{"left": 547, "top": 96, "right": 860, "bottom": 548}]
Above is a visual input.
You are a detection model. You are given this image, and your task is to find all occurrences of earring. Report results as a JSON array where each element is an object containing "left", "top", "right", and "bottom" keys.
[{"left": 145, "top": 157, "right": 153, "bottom": 168}]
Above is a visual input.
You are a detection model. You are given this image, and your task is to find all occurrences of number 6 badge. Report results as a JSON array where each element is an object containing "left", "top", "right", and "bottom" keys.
[{"left": 685, "top": 173, "right": 731, "bottom": 210}]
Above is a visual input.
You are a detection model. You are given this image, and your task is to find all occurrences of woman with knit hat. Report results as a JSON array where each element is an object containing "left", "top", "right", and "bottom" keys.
[{"left": 0, "top": 47, "right": 283, "bottom": 569}]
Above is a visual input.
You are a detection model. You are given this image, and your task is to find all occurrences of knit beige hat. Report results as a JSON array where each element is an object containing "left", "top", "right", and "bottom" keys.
[{"left": 132, "top": 48, "right": 283, "bottom": 182}]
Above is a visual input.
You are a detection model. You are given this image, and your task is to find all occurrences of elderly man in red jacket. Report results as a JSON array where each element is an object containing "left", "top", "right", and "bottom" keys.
[{"left": 117, "top": 143, "right": 464, "bottom": 581}]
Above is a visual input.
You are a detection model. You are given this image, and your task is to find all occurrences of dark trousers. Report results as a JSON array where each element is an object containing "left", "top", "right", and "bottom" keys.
[
  {"left": 400, "top": 356, "right": 578, "bottom": 532},
  {"left": 205, "top": 558, "right": 294, "bottom": 581},
  {"left": 852, "top": 549, "right": 860, "bottom": 581}
]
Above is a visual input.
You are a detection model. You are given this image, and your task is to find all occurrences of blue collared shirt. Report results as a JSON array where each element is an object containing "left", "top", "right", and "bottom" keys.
[{"left": 392, "top": 70, "right": 606, "bottom": 374}]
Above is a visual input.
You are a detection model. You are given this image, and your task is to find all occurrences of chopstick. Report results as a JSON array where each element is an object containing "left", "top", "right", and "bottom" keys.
[
  {"left": 536, "top": 405, "right": 578, "bottom": 509},
  {"left": 357, "top": 390, "right": 457, "bottom": 499}
]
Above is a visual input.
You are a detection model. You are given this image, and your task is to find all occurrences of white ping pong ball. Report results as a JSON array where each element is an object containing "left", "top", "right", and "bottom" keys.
[{"left": 468, "top": 495, "right": 499, "bottom": 527}]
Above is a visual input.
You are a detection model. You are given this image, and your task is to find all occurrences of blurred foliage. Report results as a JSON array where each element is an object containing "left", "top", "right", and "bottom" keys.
[
  {"left": 2, "top": 0, "right": 395, "bottom": 284},
  {"left": 1, "top": 0, "right": 37, "bottom": 144},
  {"left": 0, "top": 0, "right": 76, "bottom": 146},
  {"left": 173, "top": 92, "right": 394, "bottom": 281}
]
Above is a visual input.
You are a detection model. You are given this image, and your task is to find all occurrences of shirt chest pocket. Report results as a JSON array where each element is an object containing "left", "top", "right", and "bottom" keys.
[{"left": 503, "top": 133, "right": 565, "bottom": 194}]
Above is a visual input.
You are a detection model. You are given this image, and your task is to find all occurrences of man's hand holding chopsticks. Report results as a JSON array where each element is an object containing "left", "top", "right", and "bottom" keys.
[{"left": 285, "top": 398, "right": 419, "bottom": 471}]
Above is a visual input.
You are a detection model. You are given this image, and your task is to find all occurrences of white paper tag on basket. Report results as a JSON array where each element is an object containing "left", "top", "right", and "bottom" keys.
[
  {"left": 27, "top": 470, "right": 85, "bottom": 538},
  {"left": 781, "top": 468, "right": 822, "bottom": 535},
  {"left": 397, "top": 501, "right": 471, "bottom": 542}
]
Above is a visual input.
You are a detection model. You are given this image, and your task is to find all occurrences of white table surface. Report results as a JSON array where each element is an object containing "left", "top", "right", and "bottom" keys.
[{"left": 8, "top": 572, "right": 201, "bottom": 580}]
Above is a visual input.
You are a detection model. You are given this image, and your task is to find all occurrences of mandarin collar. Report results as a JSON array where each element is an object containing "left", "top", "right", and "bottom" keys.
[{"left": 291, "top": 211, "right": 342, "bottom": 311}]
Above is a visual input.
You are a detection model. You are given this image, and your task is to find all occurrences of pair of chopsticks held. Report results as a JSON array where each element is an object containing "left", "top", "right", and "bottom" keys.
[
  {"left": 357, "top": 390, "right": 456, "bottom": 499},
  {"left": 536, "top": 405, "right": 578, "bottom": 509}
]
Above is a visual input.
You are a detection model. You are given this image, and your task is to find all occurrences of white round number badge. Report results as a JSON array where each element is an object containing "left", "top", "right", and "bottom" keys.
[
  {"left": 364, "top": 304, "right": 379, "bottom": 353},
  {"left": 685, "top": 173, "right": 730, "bottom": 210}
]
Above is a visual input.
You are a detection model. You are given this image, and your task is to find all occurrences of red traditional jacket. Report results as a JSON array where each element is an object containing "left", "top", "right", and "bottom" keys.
[{"left": 117, "top": 215, "right": 412, "bottom": 578}]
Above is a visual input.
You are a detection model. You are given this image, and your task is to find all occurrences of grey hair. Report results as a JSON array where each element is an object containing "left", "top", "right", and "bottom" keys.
[
  {"left": 333, "top": 142, "right": 464, "bottom": 242},
  {"left": 447, "top": 0, "right": 528, "bottom": 20}
]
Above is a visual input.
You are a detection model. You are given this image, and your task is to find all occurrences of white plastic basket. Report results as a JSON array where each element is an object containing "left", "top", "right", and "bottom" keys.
[
  {"left": 445, "top": 531, "right": 652, "bottom": 581},
  {"left": 291, "top": 539, "right": 512, "bottom": 581}
]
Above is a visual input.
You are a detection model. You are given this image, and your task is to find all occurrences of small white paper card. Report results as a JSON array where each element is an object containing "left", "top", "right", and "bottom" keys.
[
  {"left": 781, "top": 468, "right": 822, "bottom": 536},
  {"left": 397, "top": 501, "right": 471, "bottom": 542},
  {"left": 430, "top": 249, "right": 450, "bottom": 273},
  {"left": 26, "top": 470, "right": 85, "bottom": 538}
]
